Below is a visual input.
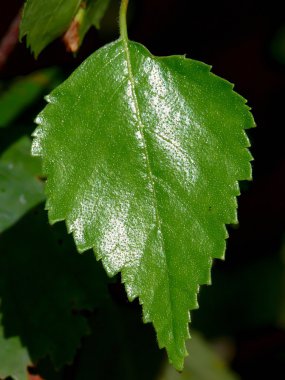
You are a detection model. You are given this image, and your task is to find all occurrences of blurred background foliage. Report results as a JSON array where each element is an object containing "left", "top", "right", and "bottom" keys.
[{"left": 0, "top": 0, "right": 285, "bottom": 379}]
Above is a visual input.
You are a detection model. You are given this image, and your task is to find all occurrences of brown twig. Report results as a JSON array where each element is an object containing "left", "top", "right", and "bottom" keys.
[
  {"left": 62, "top": 2, "right": 87, "bottom": 53},
  {"left": 0, "top": 10, "right": 22, "bottom": 71},
  {"left": 62, "top": 18, "right": 81, "bottom": 53}
]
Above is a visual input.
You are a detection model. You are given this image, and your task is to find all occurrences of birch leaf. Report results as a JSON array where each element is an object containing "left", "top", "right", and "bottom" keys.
[{"left": 32, "top": 38, "right": 254, "bottom": 370}]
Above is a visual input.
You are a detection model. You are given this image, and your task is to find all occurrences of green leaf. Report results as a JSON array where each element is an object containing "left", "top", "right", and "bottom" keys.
[
  {"left": 0, "top": 136, "right": 45, "bottom": 233},
  {"left": 0, "top": 206, "right": 110, "bottom": 367},
  {"left": 78, "top": 0, "right": 111, "bottom": 43},
  {"left": 20, "top": 0, "right": 82, "bottom": 57},
  {"left": 158, "top": 333, "right": 239, "bottom": 380},
  {"left": 32, "top": 38, "right": 254, "bottom": 370},
  {"left": 0, "top": 69, "right": 59, "bottom": 128},
  {"left": 0, "top": 317, "right": 30, "bottom": 380}
]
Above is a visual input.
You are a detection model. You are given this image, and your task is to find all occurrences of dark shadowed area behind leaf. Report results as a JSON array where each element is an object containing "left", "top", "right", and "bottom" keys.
[
  {"left": 35, "top": 286, "right": 165, "bottom": 380},
  {"left": 69, "top": 301, "right": 164, "bottom": 380},
  {"left": 192, "top": 255, "right": 284, "bottom": 336},
  {"left": 0, "top": 205, "right": 110, "bottom": 367}
]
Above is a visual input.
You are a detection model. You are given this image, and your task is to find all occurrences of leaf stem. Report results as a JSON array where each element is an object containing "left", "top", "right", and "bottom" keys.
[{"left": 119, "top": 0, "right": 129, "bottom": 40}]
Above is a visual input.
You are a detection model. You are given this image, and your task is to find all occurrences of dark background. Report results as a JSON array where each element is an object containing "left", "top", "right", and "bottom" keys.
[{"left": 1, "top": 1, "right": 285, "bottom": 379}]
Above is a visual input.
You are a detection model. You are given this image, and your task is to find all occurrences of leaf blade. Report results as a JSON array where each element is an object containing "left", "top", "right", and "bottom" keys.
[
  {"left": 32, "top": 39, "right": 254, "bottom": 369},
  {"left": 20, "top": 0, "right": 82, "bottom": 56},
  {"left": 0, "top": 318, "right": 31, "bottom": 380},
  {"left": 0, "top": 136, "right": 45, "bottom": 233},
  {"left": 79, "top": 0, "right": 111, "bottom": 41}
]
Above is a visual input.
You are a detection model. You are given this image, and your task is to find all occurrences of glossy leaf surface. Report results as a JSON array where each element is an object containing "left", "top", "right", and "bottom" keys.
[
  {"left": 32, "top": 38, "right": 254, "bottom": 369},
  {"left": 20, "top": 0, "right": 81, "bottom": 56},
  {"left": 0, "top": 318, "right": 31, "bottom": 380},
  {"left": 0, "top": 137, "right": 45, "bottom": 233}
]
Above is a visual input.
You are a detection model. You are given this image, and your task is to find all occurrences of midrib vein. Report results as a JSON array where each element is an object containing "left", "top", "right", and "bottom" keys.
[
  {"left": 122, "top": 39, "right": 163, "bottom": 246},
  {"left": 121, "top": 38, "right": 177, "bottom": 344}
]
